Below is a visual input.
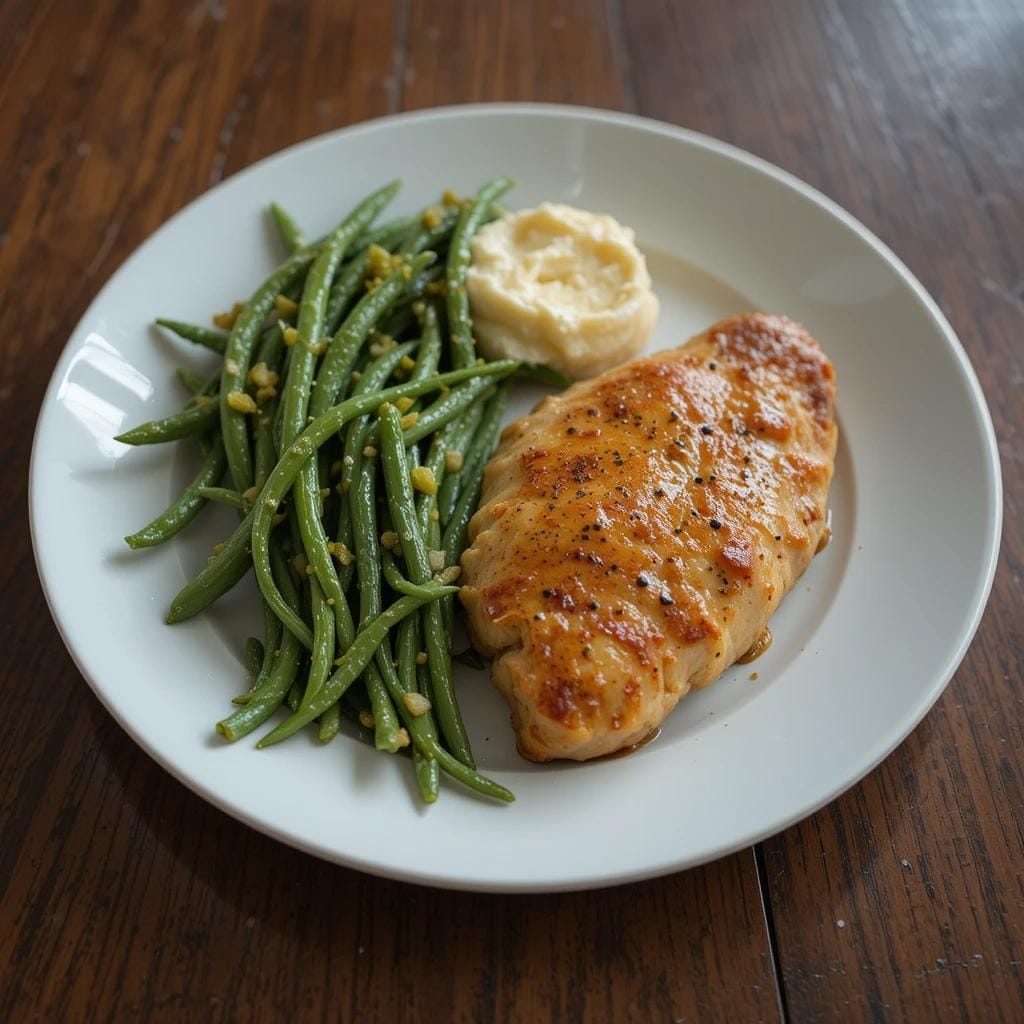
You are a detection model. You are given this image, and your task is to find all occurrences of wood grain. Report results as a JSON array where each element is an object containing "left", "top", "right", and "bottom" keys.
[
  {"left": 0, "top": 691, "right": 776, "bottom": 1021},
  {"left": 0, "top": 1, "right": 778, "bottom": 1021},
  {"left": 400, "top": 0, "right": 631, "bottom": 110},
  {"left": 622, "top": 0, "right": 1024, "bottom": 1020},
  {"left": 2, "top": 0, "right": 1021, "bottom": 1020}
]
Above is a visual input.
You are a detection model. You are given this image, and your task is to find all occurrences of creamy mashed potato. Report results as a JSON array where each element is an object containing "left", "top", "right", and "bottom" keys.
[{"left": 466, "top": 203, "right": 658, "bottom": 378}]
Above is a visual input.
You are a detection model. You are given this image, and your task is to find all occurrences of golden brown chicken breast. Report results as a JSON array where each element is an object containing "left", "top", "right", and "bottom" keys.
[{"left": 460, "top": 314, "right": 837, "bottom": 762}]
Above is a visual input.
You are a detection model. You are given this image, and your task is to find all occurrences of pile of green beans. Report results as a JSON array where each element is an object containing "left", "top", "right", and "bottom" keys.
[{"left": 118, "top": 179, "right": 525, "bottom": 805}]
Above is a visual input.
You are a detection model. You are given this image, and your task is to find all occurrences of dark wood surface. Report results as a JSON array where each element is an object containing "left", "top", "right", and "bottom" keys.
[{"left": 2, "top": 1, "right": 1020, "bottom": 1020}]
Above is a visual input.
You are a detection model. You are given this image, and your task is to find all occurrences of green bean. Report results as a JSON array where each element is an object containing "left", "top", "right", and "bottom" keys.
[
  {"left": 443, "top": 385, "right": 508, "bottom": 562},
  {"left": 116, "top": 397, "right": 218, "bottom": 445},
  {"left": 363, "top": 661, "right": 404, "bottom": 752},
  {"left": 130, "top": 183, "right": 533, "bottom": 807},
  {"left": 155, "top": 318, "right": 228, "bottom": 355},
  {"left": 179, "top": 373, "right": 220, "bottom": 415},
  {"left": 358, "top": 607, "right": 513, "bottom": 802},
  {"left": 398, "top": 205, "right": 461, "bottom": 257},
  {"left": 291, "top": 337, "right": 413, "bottom": 655},
  {"left": 229, "top": 362, "right": 515, "bottom": 642},
  {"left": 338, "top": 224, "right": 395, "bottom": 257},
  {"left": 299, "top": 576, "right": 336, "bottom": 714},
  {"left": 123, "top": 437, "right": 226, "bottom": 549},
  {"left": 216, "top": 539, "right": 303, "bottom": 741},
  {"left": 340, "top": 342, "right": 417, "bottom": 493},
  {"left": 323, "top": 252, "right": 368, "bottom": 338},
  {"left": 256, "top": 586, "right": 455, "bottom": 747},
  {"left": 337, "top": 690, "right": 375, "bottom": 745},
  {"left": 426, "top": 731, "right": 512, "bottom": 802},
  {"left": 376, "top": 305, "right": 417, "bottom": 343},
  {"left": 238, "top": 579, "right": 284, "bottom": 706},
  {"left": 407, "top": 404, "right": 456, "bottom": 533},
  {"left": 355, "top": 214, "right": 418, "bottom": 252},
  {"left": 252, "top": 402, "right": 278, "bottom": 479},
  {"left": 394, "top": 198, "right": 502, "bottom": 263},
  {"left": 285, "top": 335, "right": 417, "bottom": 718},
  {"left": 380, "top": 548, "right": 406, "bottom": 592},
  {"left": 280, "top": 430, "right": 339, "bottom": 662},
  {"left": 428, "top": 513, "right": 458, "bottom": 639},
  {"left": 515, "top": 362, "right": 575, "bottom": 389},
  {"left": 378, "top": 404, "right": 432, "bottom": 584},
  {"left": 246, "top": 326, "right": 290, "bottom": 707},
  {"left": 413, "top": 376, "right": 502, "bottom": 443},
  {"left": 396, "top": 614, "right": 422, "bottom": 695},
  {"left": 349, "top": 446, "right": 383, "bottom": 630},
  {"left": 380, "top": 550, "right": 453, "bottom": 600},
  {"left": 219, "top": 248, "right": 316, "bottom": 489},
  {"left": 176, "top": 368, "right": 207, "bottom": 394},
  {"left": 446, "top": 177, "right": 513, "bottom": 369},
  {"left": 360, "top": 373, "right": 499, "bottom": 456},
  {"left": 397, "top": 614, "right": 440, "bottom": 803},
  {"left": 433, "top": 399, "right": 487, "bottom": 527},
  {"left": 177, "top": 371, "right": 492, "bottom": 635},
  {"left": 435, "top": 387, "right": 506, "bottom": 643},
  {"left": 222, "top": 654, "right": 298, "bottom": 735},
  {"left": 313, "top": 253, "right": 434, "bottom": 416},
  {"left": 335, "top": 496, "right": 355, "bottom": 593},
  {"left": 286, "top": 512, "right": 315, "bottom": 687},
  {"left": 253, "top": 397, "right": 278, "bottom": 487},
  {"left": 412, "top": 659, "right": 441, "bottom": 802},
  {"left": 282, "top": 182, "right": 402, "bottom": 450},
  {"left": 222, "top": 182, "right": 399, "bottom": 491},
  {"left": 348, "top": 622, "right": 507, "bottom": 798},
  {"left": 320, "top": 220, "right": 416, "bottom": 325},
  {"left": 409, "top": 304, "right": 441, "bottom": 383},
  {"left": 346, "top": 421, "right": 405, "bottom": 751},
  {"left": 413, "top": 737, "right": 439, "bottom": 801},
  {"left": 255, "top": 321, "right": 288, "bottom": 377},
  {"left": 383, "top": 266, "right": 444, "bottom": 328},
  {"left": 244, "top": 637, "right": 264, "bottom": 681},
  {"left": 271, "top": 383, "right": 290, "bottom": 471},
  {"left": 197, "top": 486, "right": 247, "bottom": 511},
  {"left": 426, "top": 511, "right": 443, "bottom": 556},
  {"left": 368, "top": 597, "right": 414, "bottom": 753},
  {"left": 166, "top": 506, "right": 256, "bottom": 623},
  {"left": 278, "top": 189, "right": 401, "bottom": 717},
  {"left": 270, "top": 202, "right": 305, "bottom": 253},
  {"left": 316, "top": 446, "right": 334, "bottom": 517},
  {"left": 318, "top": 703, "right": 341, "bottom": 743},
  {"left": 234, "top": 591, "right": 283, "bottom": 705},
  {"left": 378, "top": 402, "right": 475, "bottom": 766}
]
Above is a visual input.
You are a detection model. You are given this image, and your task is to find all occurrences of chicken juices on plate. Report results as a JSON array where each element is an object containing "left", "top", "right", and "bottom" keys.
[{"left": 460, "top": 314, "right": 837, "bottom": 761}]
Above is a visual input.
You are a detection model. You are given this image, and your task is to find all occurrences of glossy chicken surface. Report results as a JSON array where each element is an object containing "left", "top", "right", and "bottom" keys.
[{"left": 460, "top": 314, "right": 838, "bottom": 761}]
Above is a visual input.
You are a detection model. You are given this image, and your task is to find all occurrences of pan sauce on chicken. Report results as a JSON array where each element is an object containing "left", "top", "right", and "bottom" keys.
[{"left": 460, "top": 314, "right": 837, "bottom": 762}]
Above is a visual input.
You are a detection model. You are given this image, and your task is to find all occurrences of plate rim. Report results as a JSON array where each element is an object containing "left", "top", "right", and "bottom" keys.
[{"left": 29, "top": 102, "right": 1003, "bottom": 892}]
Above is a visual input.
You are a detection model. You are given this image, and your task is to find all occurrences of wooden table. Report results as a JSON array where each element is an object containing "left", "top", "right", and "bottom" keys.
[{"left": 3, "top": 1, "right": 1021, "bottom": 1020}]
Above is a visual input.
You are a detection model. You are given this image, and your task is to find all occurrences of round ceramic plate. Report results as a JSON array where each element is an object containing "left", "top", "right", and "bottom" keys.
[{"left": 30, "top": 105, "right": 1000, "bottom": 892}]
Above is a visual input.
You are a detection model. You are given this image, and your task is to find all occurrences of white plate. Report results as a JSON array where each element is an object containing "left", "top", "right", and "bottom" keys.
[{"left": 30, "top": 105, "right": 1001, "bottom": 892}]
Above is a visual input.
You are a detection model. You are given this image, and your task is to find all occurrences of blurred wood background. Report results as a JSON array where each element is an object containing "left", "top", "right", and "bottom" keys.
[{"left": 1, "top": 1, "right": 1021, "bottom": 1020}]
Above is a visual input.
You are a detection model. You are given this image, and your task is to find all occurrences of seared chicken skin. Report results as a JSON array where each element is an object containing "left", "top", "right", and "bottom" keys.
[{"left": 460, "top": 314, "right": 837, "bottom": 761}]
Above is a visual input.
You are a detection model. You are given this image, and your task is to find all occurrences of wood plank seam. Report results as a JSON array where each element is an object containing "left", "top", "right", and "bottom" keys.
[{"left": 756, "top": 843, "right": 792, "bottom": 1023}]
